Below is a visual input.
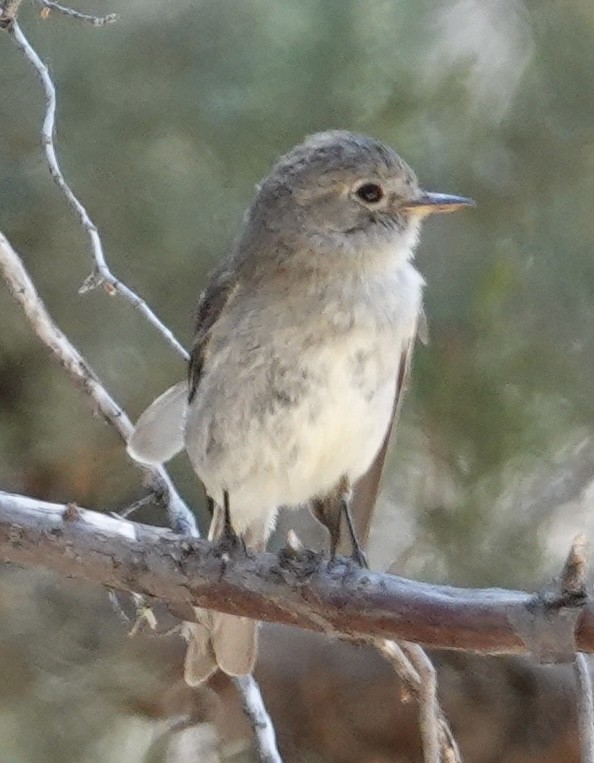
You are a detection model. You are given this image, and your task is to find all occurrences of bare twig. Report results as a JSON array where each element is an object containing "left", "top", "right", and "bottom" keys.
[
  {"left": 403, "top": 643, "right": 461, "bottom": 763},
  {"left": 370, "top": 639, "right": 460, "bottom": 763},
  {"left": 38, "top": 0, "right": 118, "bottom": 25},
  {"left": 108, "top": 590, "right": 132, "bottom": 624},
  {"left": 6, "top": 21, "right": 188, "bottom": 361},
  {"left": 368, "top": 638, "right": 421, "bottom": 691},
  {"left": 401, "top": 643, "right": 441, "bottom": 763},
  {"left": 0, "top": 0, "right": 21, "bottom": 27},
  {"left": 0, "top": 230, "right": 196, "bottom": 535},
  {"left": 561, "top": 534, "right": 589, "bottom": 600},
  {"left": 113, "top": 494, "right": 156, "bottom": 520},
  {"left": 575, "top": 653, "right": 594, "bottom": 763},
  {"left": 234, "top": 675, "right": 283, "bottom": 763},
  {"left": 0, "top": 483, "right": 589, "bottom": 763},
  {"left": 128, "top": 593, "right": 158, "bottom": 637}
]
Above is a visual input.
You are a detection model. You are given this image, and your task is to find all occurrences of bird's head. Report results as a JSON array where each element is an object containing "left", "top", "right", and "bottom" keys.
[{"left": 246, "top": 130, "right": 473, "bottom": 267}]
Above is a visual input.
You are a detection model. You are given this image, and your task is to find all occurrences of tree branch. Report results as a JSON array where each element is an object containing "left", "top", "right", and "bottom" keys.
[
  {"left": 6, "top": 20, "right": 188, "bottom": 360},
  {"left": 38, "top": 0, "right": 118, "bottom": 26},
  {"left": 370, "top": 638, "right": 461, "bottom": 762},
  {"left": 1, "top": 489, "right": 592, "bottom": 654},
  {"left": 0, "top": 0, "right": 22, "bottom": 27},
  {"left": 0, "top": 230, "right": 196, "bottom": 536},
  {"left": 234, "top": 675, "right": 283, "bottom": 763}
]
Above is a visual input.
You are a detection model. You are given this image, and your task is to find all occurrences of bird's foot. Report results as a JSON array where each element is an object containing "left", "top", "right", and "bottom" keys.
[
  {"left": 328, "top": 543, "right": 369, "bottom": 570},
  {"left": 214, "top": 522, "right": 247, "bottom": 557},
  {"left": 349, "top": 543, "right": 369, "bottom": 569}
]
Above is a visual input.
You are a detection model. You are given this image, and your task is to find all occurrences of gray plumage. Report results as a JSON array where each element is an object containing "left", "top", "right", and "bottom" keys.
[{"left": 127, "top": 130, "right": 473, "bottom": 683}]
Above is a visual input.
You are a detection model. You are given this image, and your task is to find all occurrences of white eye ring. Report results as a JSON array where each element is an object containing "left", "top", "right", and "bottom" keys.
[{"left": 354, "top": 182, "right": 384, "bottom": 204}]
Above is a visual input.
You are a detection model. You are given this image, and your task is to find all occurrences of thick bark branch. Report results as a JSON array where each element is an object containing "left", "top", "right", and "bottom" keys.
[{"left": 1, "top": 490, "right": 592, "bottom": 654}]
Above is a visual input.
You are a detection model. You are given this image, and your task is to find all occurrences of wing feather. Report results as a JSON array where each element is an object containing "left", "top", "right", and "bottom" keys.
[
  {"left": 349, "top": 308, "right": 426, "bottom": 549},
  {"left": 188, "top": 265, "right": 238, "bottom": 402}
]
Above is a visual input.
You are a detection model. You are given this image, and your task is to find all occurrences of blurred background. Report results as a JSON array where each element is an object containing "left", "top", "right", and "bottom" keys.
[{"left": 2, "top": 0, "right": 594, "bottom": 760}]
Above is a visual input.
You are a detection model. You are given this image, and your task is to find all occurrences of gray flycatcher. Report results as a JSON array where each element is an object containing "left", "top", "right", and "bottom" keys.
[{"left": 127, "top": 130, "right": 473, "bottom": 684}]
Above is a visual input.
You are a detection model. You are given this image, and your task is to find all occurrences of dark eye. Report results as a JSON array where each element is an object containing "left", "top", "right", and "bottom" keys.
[{"left": 355, "top": 183, "right": 384, "bottom": 204}]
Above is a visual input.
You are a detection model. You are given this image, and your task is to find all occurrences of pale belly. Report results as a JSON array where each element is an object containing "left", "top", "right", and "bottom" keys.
[
  {"left": 276, "top": 338, "right": 399, "bottom": 500},
  {"left": 184, "top": 332, "right": 403, "bottom": 534},
  {"left": 184, "top": 259, "right": 423, "bottom": 535}
]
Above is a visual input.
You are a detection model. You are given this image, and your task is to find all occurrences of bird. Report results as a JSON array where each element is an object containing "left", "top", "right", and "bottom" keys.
[{"left": 127, "top": 130, "right": 473, "bottom": 684}]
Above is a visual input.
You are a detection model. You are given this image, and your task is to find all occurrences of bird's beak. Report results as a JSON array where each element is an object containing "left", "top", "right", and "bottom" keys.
[{"left": 401, "top": 191, "right": 475, "bottom": 216}]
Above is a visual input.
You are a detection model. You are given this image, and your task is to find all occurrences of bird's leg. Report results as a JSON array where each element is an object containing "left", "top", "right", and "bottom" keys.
[
  {"left": 309, "top": 477, "right": 368, "bottom": 567},
  {"left": 209, "top": 491, "right": 246, "bottom": 555},
  {"left": 223, "top": 490, "right": 233, "bottom": 538},
  {"left": 310, "top": 495, "right": 342, "bottom": 560},
  {"left": 222, "top": 490, "right": 247, "bottom": 552},
  {"left": 339, "top": 489, "right": 368, "bottom": 568}
]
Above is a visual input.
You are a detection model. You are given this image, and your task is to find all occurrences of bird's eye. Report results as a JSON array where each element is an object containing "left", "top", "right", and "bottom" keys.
[{"left": 355, "top": 183, "right": 384, "bottom": 204}]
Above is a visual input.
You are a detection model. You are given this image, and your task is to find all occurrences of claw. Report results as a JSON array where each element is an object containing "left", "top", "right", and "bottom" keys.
[{"left": 349, "top": 545, "right": 369, "bottom": 569}]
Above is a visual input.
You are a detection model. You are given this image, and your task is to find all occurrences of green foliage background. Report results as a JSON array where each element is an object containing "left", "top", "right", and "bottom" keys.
[{"left": 2, "top": 2, "right": 594, "bottom": 756}]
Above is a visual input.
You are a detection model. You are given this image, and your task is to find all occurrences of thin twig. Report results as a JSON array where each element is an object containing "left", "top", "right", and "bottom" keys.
[
  {"left": 108, "top": 590, "right": 131, "bottom": 624},
  {"left": 369, "top": 638, "right": 421, "bottom": 690},
  {"left": 371, "top": 638, "right": 461, "bottom": 763},
  {"left": 0, "top": 0, "right": 22, "bottom": 27},
  {"left": 561, "top": 534, "right": 589, "bottom": 600},
  {"left": 39, "top": 0, "right": 118, "bottom": 26},
  {"left": 112, "top": 494, "right": 156, "bottom": 519},
  {"left": 400, "top": 643, "right": 441, "bottom": 763},
  {"left": 128, "top": 593, "right": 158, "bottom": 636},
  {"left": 575, "top": 654, "right": 594, "bottom": 763},
  {"left": 234, "top": 675, "right": 283, "bottom": 763},
  {"left": 6, "top": 21, "right": 189, "bottom": 361},
  {"left": 0, "top": 230, "right": 196, "bottom": 536},
  {"left": 403, "top": 643, "right": 461, "bottom": 763}
]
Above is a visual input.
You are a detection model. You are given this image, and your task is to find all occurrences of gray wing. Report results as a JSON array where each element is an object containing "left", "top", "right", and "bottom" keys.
[
  {"left": 188, "top": 262, "right": 238, "bottom": 403},
  {"left": 128, "top": 259, "right": 239, "bottom": 465}
]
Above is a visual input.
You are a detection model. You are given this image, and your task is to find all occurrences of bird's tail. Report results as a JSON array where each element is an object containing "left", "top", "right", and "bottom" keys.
[
  {"left": 183, "top": 506, "right": 268, "bottom": 685},
  {"left": 126, "top": 381, "right": 187, "bottom": 465},
  {"left": 127, "top": 383, "right": 267, "bottom": 682},
  {"left": 183, "top": 611, "right": 259, "bottom": 685}
]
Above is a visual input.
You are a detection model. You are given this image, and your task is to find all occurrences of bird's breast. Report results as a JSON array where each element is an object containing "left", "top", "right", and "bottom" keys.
[
  {"left": 287, "top": 328, "right": 404, "bottom": 492},
  {"left": 185, "top": 260, "right": 423, "bottom": 517}
]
